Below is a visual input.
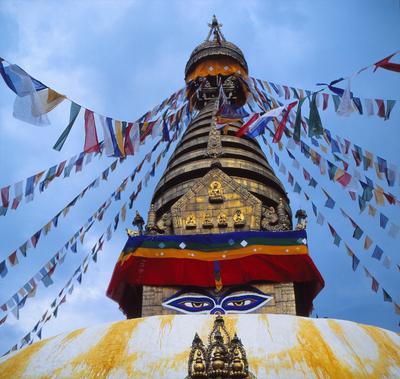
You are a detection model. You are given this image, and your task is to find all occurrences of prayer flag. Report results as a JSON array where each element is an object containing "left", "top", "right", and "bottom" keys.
[
  {"left": 375, "top": 99, "right": 385, "bottom": 118},
  {"left": 371, "top": 277, "right": 379, "bottom": 293},
  {"left": 236, "top": 113, "right": 259, "bottom": 137},
  {"left": 385, "top": 100, "right": 396, "bottom": 120},
  {"left": 352, "top": 254, "right": 360, "bottom": 271},
  {"left": 337, "top": 80, "right": 354, "bottom": 117},
  {"left": 273, "top": 103, "right": 296, "bottom": 142},
  {"left": 83, "top": 109, "right": 100, "bottom": 153},
  {"left": 382, "top": 289, "right": 392, "bottom": 302},
  {"left": 383, "top": 256, "right": 392, "bottom": 269},
  {"left": 380, "top": 213, "right": 389, "bottom": 229},
  {"left": 364, "top": 236, "right": 373, "bottom": 250},
  {"left": 373, "top": 52, "right": 400, "bottom": 73},
  {"left": 0, "top": 260, "right": 8, "bottom": 278},
  {"left": 372, "top": 245, "right": 383, "bottom": 260},
  {"left": 1, "top": 186, "right": 10, "bottom": 208},
  {"left": 53, "top": 103, "right": 81, "bottom": 150},
  {"left": 308, "top": 93, "right": 323, "bottom": 137}
]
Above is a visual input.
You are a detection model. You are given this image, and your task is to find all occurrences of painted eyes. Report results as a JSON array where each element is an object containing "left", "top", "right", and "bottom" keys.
[
  {"left": 163, "top": 296, "right": 215, "bottom": 314},
  {"left": 162, "top": 290, "right": 273, "bottom": 314},
  {"left": 221, "top": 293, "right": 271, "bottom": 312}
]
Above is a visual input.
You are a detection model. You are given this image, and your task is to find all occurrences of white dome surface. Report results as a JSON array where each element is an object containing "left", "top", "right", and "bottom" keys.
[{"left": 0, "top": 314, "right": 399, "bottom": 378}]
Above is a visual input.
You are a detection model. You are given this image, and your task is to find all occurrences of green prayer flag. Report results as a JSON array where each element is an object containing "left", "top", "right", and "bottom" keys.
[
  {"left": 53, "top": 102, "right": 81, "bottom": 151},
  {"left": 385, "top": 100, "right": 396, "bottom": 120},
  {"left": 293, "top": 98, "right": 306, "bottom": 142},
  {"left": 332, "top": 95, "right": 341, "bottom": 112},
  {"left": 308, "top": 93, "right": 323, "bottom": 137}
]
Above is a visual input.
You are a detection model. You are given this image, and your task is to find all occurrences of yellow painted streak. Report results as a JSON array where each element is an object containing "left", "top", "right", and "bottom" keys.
[
  {"left": 0, "top": 338, "right": 52, "bottom": 378},
  {"left": 59, "top": 327, "right": 85, "bottom": 346},
  {"left": 120, "top": 244, "right": 308, "bottom": 264},
  {"left": 56, "top": 319, "right": 145, "bottom": 378},
  {"left": 249, "top": 317, "right": 366, "bottom": 378},
  {"left": 359, "top": 324, "right": 400, "bottom": 378}
]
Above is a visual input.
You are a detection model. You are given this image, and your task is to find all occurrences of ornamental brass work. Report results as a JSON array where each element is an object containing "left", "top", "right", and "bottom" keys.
[
  {"left": 203, "top": 213, "right": 214, "bottom": 229},
  {"left": 217, "top": 212, "right": 228, "bottom": 228},
  {"left": 233, "top": 210, "right": 245, "bottom": 227},
  {"left": 186, "top": 215, "right": 197, "bottom": 229},
  {"left": 208, "top": 181, "right": 224, "bottom": 203},
  {"left": 186, "top": 315, "right": 256, "bottom": 379}
]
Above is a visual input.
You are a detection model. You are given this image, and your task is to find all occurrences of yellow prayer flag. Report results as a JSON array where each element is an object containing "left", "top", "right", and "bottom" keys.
[{"left": 115, "top": 120, "right": 125, "bottom": 157}]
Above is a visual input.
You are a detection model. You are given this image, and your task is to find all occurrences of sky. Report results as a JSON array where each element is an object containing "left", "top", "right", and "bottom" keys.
[{"left": 0, "top": 0, "right": 399, "bottom": 355}]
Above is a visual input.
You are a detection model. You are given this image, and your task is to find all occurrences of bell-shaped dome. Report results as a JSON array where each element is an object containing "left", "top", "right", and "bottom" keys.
[{"left": 185, "top": 16, "right": 248, "bottom": 81}]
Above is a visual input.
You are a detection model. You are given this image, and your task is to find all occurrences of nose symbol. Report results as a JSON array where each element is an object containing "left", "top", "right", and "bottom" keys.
[{"left": 210, "top": 308, "right": 225, "bottom": 315}]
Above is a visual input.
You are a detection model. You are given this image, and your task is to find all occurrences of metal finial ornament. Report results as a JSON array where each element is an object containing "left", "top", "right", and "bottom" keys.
[
  {"left": 295, "top": 209, "right": 308, "bottom": 230},
  {"left": 186, "top": 316, "right": 255, "bottom": 378},
  {"left": 132, "top": 210, "right": 145, "bottom": 235},
  {"left": 205, "top": 15, "right": 226, "bottom": 42}
]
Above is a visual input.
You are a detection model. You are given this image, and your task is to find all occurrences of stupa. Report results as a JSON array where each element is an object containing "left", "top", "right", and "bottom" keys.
[{"left": 0, "top": 16, "right": 399, "bottom": 379}]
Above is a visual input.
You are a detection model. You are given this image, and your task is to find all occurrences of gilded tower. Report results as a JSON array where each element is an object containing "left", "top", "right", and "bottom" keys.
[{"left": 107, "top": 16, "right": 323, "bottom": 319}]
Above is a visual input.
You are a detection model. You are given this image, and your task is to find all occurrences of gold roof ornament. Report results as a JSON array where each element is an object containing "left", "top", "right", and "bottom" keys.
[{"left": 187, "top": 315, "right": 256, "bottom": 379}]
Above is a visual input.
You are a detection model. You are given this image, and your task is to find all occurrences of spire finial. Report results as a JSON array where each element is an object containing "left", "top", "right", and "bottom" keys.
[{"left": 206, "top": 15, "right": 226, "bottom": 42}]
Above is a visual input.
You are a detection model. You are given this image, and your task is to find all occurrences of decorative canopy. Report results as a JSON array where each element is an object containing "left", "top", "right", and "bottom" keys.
[{"left": 185, "top": 15, "right": 249, "bottom": 81}]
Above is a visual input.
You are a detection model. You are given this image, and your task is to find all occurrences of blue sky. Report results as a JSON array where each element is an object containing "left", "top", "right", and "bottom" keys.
[{"left": 0, "top": 0, "right": 399, "bottom": 354}]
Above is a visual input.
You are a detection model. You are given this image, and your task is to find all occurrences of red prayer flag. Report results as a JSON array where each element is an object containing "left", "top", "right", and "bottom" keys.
[
  {"left": 124, "top": 122, "right": 135, "bottom": 155},
  {"left": 383, "top": 192, "right": 397, "bottom": 205},
  {"left": 322, "top": 93, "right": 329, "bottom": 110},
  {"left": 273, "top": 101, "right": 298, "bottom": 143},
  {"left": 236, "top": 113, "right": 260, "bottom": 137},
  {"left": 8, "top": 251, "right": 18, "bottom": 266},
  {"left": 83, "top": 109, "right": 100, "bottom": 153},
  {"left": 375, "top": 99, "right": 385, "bottom": 118},
  {"left": 336, "top": 171, "right": 352, "bottom": 187},
  {"left": 55, "top": 160, "right": 67, "bottom": 177},
  {"left": 373, "top": 52, "right": 400, "bottom": 73},
  {"left": 1, "top": 186, "right": 10, "bottom": 208}
]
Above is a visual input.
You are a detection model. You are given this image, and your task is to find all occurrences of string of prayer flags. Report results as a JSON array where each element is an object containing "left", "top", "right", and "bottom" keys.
[
  {"left": 0, "top": 156, "right": 126, "bottom": 274},
  {"left": 1, "top": 145, "right": 105, "bottom": 216},
  {"left": 1, "top": 219, "right": 115, "bottom": 353},
  {"left": 250, "top": 74, "right": 397, "bottom": 120},
  {"left": 268, "top": 144, "right": 399, "bottom": 316}
]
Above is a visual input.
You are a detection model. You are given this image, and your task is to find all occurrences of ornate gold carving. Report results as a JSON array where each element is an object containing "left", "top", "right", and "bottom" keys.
[
  {"left": 207, "top": 102, "right": 223, "bottom": 159},
  {"left": 233, "top": 209, "right": 245, "bottom": 227},
  {"left": 217, "top": 212, "right": 228, "bottom": 227},
  {"left": 261, "top": 199, "right": 291, "bottom": 231},
  {"left": 202, "top": 213, "right": 214, "bottom": 228},
  {"left": 208, "top": 180, "right": 224, "bottom": 203},
  {"left": 171, "top": 168, "right": 262, "bottom": 234},
  {"left": 186, "top": 214, "right": 197, "bottom": 229},
  {"left": 187, "top": 315, "right": 256, "bottom": 379},
  {"left": 157, "top": 212, "right": 173, "bottom": 234},
  {"left": 277, "top": 198, "right": 291, "bottom": 230}
]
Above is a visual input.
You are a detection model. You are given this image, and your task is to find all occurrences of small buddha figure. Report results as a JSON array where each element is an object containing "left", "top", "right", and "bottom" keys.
[
  {"left": 186, "top": 214, "right": 197, "bottom": 229},
  {"left": 217, "top": 212, "right": 227, "bottom": 227},
  {"left": 233, "top": 209, "right": 245, "bottom": 227},
  {"left": 208, "top": 181, "right": 224, "bottom": 203},
  {"left": 202, "top": 212, "right": 213, "bottom": 228}
]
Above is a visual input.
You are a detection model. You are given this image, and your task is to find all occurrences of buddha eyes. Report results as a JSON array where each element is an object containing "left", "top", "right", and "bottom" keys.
[
  {"left": 221, "top": 293, "right": 271, "bottom": 312},
  {"left": 163, "top": 296, "right": 215, "bottom": 313},
  {"left": 162, "top": 290, "right": 272, "bottom": 314}
]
